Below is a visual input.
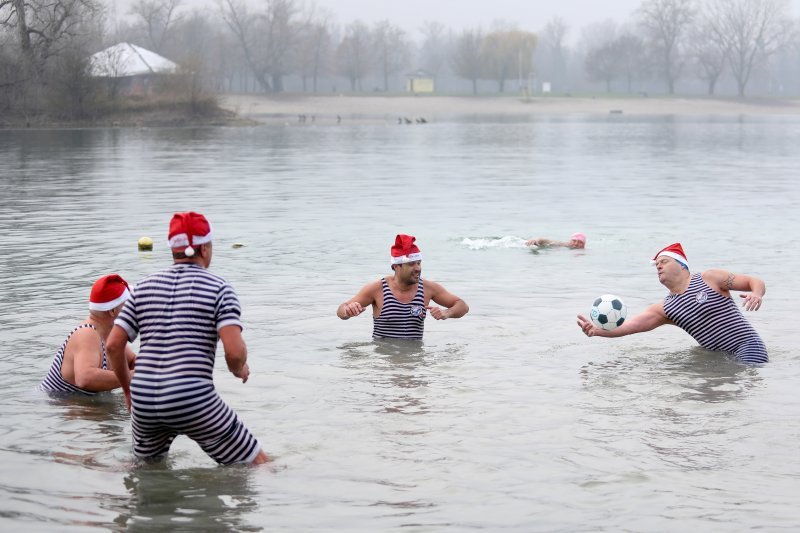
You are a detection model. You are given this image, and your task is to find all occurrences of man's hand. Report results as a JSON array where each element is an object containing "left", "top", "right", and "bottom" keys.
[
  {"left": 426, "top": 305, "right": 448, "bottom": 320},
  {"left": 341, "top": 302, "right": 365, "bottom": 318},
  {"left": 740, "top": 293, "right": 763, "bottom": 311},
  {"left": 577, "top": 314, "right": 602, "bottom": 337},
  {"left": 233, "top": 362, "right": 250, "bottom": 383}
]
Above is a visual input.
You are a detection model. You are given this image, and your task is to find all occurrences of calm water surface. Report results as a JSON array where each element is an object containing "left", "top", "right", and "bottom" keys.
[{"left": 1, "top": 115, "right": 799, "bottom": 531}]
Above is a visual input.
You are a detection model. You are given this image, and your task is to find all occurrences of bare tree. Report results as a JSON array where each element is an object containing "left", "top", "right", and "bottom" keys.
[
  {"left": 705, "top": 0, "right": 791, "bottom": 96},
  {"left": 418, "top": 21, "right": 451, "bottom": 81},
  {"left": 585, "top": 41, "right": 620, "bottom": 92},
  {"left": 297, "top": 7, "right": 334, "bottom": 92},
  {"left": 219, "top": 0, "right": 270, "bottom": 91},
  {"left": 1, "top": 0, "right": 101, "bottom": 81},
  {"left": 637, "top": 0, "right": 695, "bottom": 94},
  {"left": 165, "top": 9, "right": 227, "bottom": 93},
  {"left": 51, "top": 43, "right": 97, "bottom": 119},
  {"left": 579, "top": 19, "right": 618, "bottom": 92},
  {"left": 613, "top": 32, "right": 645, "bottom": 93},
  {"left": 451, "top": 27, "right": 483, "bottom": 94},
  {"left": 260, "top": 0, "right": 299, "bottom": 92},
  {"left": 688, "top": 17, "right": 727, "bottom": 95},
  {"left": 218, "top": 0, "right": 300, "bottom": 93},
  {"left": 128, "top": 0, "right": 183, "bottom": 53},
  {"left": 336, "top": 20, "right": 371, "bottom": 91},
  {"left": 539, "top": 17, "right": 569, "bottom": 92},
  {"left": 372, "top": 20, "right": 410, "bottom": 92}
]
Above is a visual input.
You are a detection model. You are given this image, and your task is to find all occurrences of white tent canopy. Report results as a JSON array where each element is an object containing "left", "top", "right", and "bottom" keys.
[{"left": 89, "top": 43, "right": 178, "bottom": 77}]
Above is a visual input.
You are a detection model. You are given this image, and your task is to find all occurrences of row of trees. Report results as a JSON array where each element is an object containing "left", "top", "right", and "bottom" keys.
[
  {"left": 116, "top": 0, "right": 800, "bottom": 97},
  {"left": 2, "top": 0, "right": 800, "bottom": 119},
  {"left": 582, "top": 0, "right": 795, "bottom": 96}
]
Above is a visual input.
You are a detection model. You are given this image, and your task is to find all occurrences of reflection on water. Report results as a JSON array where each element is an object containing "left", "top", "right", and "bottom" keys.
[
  {"left": 44, "top": 394, "right": 131, "bottom": 470},
  {"left": 338, "top": 339, "right": 432, "bottom": 415},
  {"left": 580, "top": 347, "right": 763, "bottom": 404},
  {"left": 115, "top": 465, "right": 259, "bottom": 532},
  {"left": 578, "top": 348, "right": 764, "bottom": 472}
]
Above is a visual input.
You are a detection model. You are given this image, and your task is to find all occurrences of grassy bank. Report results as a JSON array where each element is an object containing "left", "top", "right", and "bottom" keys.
[{"left": 0, "top": 95, "right": 255, "bottom": 129}]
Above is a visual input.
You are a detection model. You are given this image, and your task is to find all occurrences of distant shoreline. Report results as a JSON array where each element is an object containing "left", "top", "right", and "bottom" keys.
[
  {"left": 3, "top": 94, "right": 798, "bottom": 129},
  {"left": 219, "top": 93, "right": 800, "bottom": 125}
]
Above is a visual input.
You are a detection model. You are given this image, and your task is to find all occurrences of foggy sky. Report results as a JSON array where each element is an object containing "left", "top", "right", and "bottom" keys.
[
  {"left": 111, "top": 0, "right": 800, "bottom": 41},
  {"left": 309, "top": 0, "right": 645, "bottom": 35}
]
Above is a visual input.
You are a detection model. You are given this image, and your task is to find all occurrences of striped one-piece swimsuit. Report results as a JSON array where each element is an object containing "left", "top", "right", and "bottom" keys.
[
  {"left": 663, "top": 273, "right": 768, "bottom": 364},
  {"left": 39, "top": 324, "right": 107, "bottom": 395},
  {"left": 114, "top": 263, "right": 262, "bottom": 465},
  {"left": 373, "top": 278, "right": 426, "bottom": 340}
]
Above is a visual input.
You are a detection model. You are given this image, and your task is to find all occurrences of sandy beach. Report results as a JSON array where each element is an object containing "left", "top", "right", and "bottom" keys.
[{"left": 219, "top": 93, "right": 800, "bottom": 125}]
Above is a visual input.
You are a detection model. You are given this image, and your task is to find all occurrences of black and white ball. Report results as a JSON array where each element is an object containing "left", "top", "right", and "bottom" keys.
[{"left": 590, "top": 294, "right": 627, "bottom": 331}]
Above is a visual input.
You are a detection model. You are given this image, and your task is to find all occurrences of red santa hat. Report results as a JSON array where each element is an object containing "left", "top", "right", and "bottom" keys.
[
  {"left": 89, "top": 274, "right": 130, "bottom": 311},
  {"left": 390, "top": 234, "right": 423, "bottom": 265},
  {"left": 168, "top": 211, "right": 213, "bottom": 257},
  {"left": 651, "top": 242, "right": 689, "bottom": 270}
]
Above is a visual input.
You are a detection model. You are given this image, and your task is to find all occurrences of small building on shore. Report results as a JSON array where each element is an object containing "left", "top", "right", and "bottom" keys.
[
  {"left": 405, "top": 70, "right": 435, "bottom": 94},
  {"left": 89, "top": 43, "right": 178, "bottom": 95}
]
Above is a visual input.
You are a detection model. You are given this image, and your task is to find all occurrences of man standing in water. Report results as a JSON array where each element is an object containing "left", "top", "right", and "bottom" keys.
[
  {"left": 577, "top": 243, "right": 768, "bottom": 364},
  {"left": 106, "top": 212, "right": 269, "bottom": 465},
  {"left": 40, "top": 274, "right": 136, "bottom": 395},
  {"left": 525, "top": 232, "right": 586, "bottom": 249},
  {"left": 337, "top": 234, "right": 469, "bottom": 339}
]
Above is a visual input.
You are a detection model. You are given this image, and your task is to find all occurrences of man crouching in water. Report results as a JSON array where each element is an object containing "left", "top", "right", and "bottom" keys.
[{"left": 40, "top": 274, "right": 136, "bottom": 395}]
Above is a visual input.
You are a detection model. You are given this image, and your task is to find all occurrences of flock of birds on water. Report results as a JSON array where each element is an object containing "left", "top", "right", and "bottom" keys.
[{"left": 295, "top": 114, "right": 428, "bottom": 124}]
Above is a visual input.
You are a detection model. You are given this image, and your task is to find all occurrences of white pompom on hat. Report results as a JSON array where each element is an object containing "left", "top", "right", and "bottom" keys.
[
  {"left": 390, "top": 234, "right": 423, "bottom": 265},
  {"left": 651, "top": 242, "right": 689, "bottom": 270},
  {"left": 168, "top": 211, "right": 213, "bottom": 257},
  {"left": 89, "top": 274, "right": 131, "bottom": 311}
]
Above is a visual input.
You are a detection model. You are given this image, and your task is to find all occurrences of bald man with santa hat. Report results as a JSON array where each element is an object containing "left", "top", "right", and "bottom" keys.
[
  {"left": 577, "top": 242, "right": 768, "bottom": 364},
  {"left": 337, "top": 234, "right": 469, "bottom": 340},
  {"left": 40, "top": 274, "right": 137, "bottom": 395}
]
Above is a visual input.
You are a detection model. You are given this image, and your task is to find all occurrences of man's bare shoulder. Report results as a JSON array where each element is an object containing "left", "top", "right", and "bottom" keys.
[
  {"left": 422, "top": 278, "right": 448, "bottom": 294},
  {"left": 69, "top": 326, "right": 101, "bottom": 345},
  {"left": 701, "top": 268, "right": 730, "bottom": 285},
  {"left": 420, "top": 276, "right": 435, "bottom": 285},
  {"left": 65, "top": 326, "right": 103, "bottom": 356}
]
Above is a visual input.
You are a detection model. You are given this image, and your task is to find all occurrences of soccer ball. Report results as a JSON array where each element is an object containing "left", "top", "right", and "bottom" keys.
[{"left": 590, "top": 294, "right": 627, "bottom": 331}]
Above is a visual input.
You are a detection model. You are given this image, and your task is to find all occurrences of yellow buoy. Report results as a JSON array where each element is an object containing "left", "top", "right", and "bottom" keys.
[
  {"left": 231, "top": 243, "right": 245, "bottom": 249},
  {"left": 138, "top": 236, "right": 154, "bottom": 251}
]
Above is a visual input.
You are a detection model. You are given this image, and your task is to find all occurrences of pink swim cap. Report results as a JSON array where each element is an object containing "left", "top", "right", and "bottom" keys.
[{"left": 570, "top": 232, "right": 587, "bottom": 243}]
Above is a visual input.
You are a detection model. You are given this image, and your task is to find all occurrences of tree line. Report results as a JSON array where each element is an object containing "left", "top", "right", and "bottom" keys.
[{"left": 1, "top": 0, "right": 799, "bottom": 119}]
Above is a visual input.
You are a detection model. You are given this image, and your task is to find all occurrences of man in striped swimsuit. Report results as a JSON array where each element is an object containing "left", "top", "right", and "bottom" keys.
[
  {"left": 40, "top": 274, "right": 136, "bottom": 395},
  {"left": 337, "top": 234, "right": 469, "bottom": 340},
  {"left": 106, "top": 212, "right": 269, "bottom": 465},
  {"left": 577, "top": 243, "right": 768, "bottom": 364}
]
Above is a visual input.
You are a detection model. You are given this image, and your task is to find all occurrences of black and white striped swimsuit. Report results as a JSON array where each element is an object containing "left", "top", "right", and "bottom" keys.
[
  {"left": 39, "top": 324, "right": 107, "bottom": 395},
  {"left": 373, "top": 278, "right": 426, "bottom": 340},
  {"left": 663, "top": 273, "right": 767, "bottom": 364},
  {"left": 115, "top": 263, "right": 262, "bottom": 465}
]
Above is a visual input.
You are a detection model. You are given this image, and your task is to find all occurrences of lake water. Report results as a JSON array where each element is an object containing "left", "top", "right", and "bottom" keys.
[{"left": 1, "top": 114, "right": 799, "bottom": 531}]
